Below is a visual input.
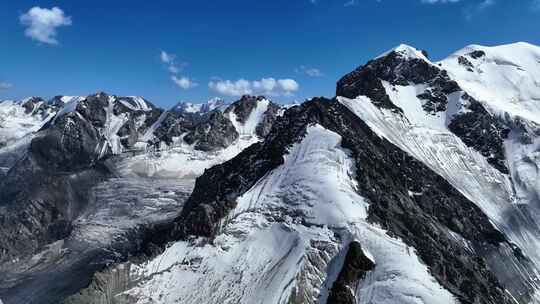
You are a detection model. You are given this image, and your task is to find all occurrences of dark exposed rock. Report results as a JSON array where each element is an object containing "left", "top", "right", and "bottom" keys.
[
  {"left": 468, "top": 50, "right": 486, "bottom": 59},
  {"left": 255, "top": 102, "right": 282, "bottom": 138},
  {"left": 337, "top": 48, "right": 459, "bottom": 114},
  {"left": 19, "top": 97, "right": 58, "bottom": 119},
  {"left": 20, "top": 97, "right": 45, "bottom": 114},
  {"left": 31, "top": 110, "right": 103, "bottom": 172},
  {"left": 327, "top": 241, "right": 375, "bottom": 304},
  {"left": 0, "top": 156, "right": 110, "bottom": 263},
  {"left": 151, "top": 111, "right": 193, "bottom": 146},
  {"left": 458, "top": 55, "right": 475, "bottom": 71},
  {"left": 338, "top": 47, "right": 509, "bottom": 173},
  {"left": 448, "top": 95, "right": 510, "bottom": 174},
  {"left": 417, "top": 71, "right": 461, "bottom": 114},
  {"left": 223, "top": 95, "right": 284, "bottom": 138},
  {"left": 153, "top": 95, "right": 281, "bottom": 151},
  {"left": 170, "top": 98, "right": 519, "bottom": 303},
  {"left": 0, "top": 92, "right": 164, "bottom": 262},
  {"left": 184, "top": 111, "right": 239, "bottom": 151},
  {"left": 224, "top": 95, "right": 265, "bottom": 124},
  {"left": 114, "top": 97, "right": 163, "bottom": 148}
]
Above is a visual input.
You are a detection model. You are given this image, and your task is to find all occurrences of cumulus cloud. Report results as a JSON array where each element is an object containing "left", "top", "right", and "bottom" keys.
[
  {"left": 296, "top": 66, "right": 324, "bottom": 77},
  {"left": 172, "top": 75, "right": 198, "bottom": 89},
  {"left": 209, "top": 78, "right": 300, "bottom": 97},
  {"left": 160, "top": 51, "right": 195, "bottom": 90},
  {"left": 0, "top": 82, "right": 13, "bottom": 90},
  {"left": 20, "top": 7, "right": 71, "bottom": 45}
]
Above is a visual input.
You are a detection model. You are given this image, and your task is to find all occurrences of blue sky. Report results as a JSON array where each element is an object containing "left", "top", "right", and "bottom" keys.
[{"left": 0, "top": 0, "right": 539, "bottom": 108}]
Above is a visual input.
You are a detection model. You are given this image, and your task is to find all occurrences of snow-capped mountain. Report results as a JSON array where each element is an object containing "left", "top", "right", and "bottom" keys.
[
  {"left": 0, "top": 97, "right": 59, "bottom": 174},
  {"left": 2, "top": 42, "right": 540, "bottom": 304},
  {"left": 173, "top": 97, "right": 228, "bottom": 114},
  {"left": 0, "top": 92, "right": 284, "bottom": 304},
  {"left": 110, "top": 42, "right": 540, "bottom": 304}
]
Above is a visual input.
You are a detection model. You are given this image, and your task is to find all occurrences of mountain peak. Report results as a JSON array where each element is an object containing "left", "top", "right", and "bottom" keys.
[
  {"left": 376, "top": 44, "right": 430, "bottom": 61},
  {"left": 173, "top": 97, "right": 228, "bottom": 114}
]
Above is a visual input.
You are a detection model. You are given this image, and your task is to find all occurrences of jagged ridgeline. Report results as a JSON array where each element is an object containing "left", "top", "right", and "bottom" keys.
[
  {"left": 0, "top": 93, "right": 283, "bottom": 303},
  {"left": 1, "top": 42, "right": 540, "bottom": 304}
]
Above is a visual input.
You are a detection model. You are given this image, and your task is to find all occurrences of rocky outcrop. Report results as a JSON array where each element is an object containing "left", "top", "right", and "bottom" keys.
[
  {"left": 224, "top": 95, "right": 264, "bottom": 124},
  {"left": 327, "top": 242, "right": 375, "bottom": 304},
  {"left": 183, "top": 111, "right": 239, "bottom": 151},
  {"left": 255, "top": 102, "right": 281, "bottom": 138},
  {"left": 170, "top": 98, "right": 521, "bottom": 303},
  {"left": 0, "top": 157, "right": 110, "bottom": 264},
  {"left": 20, "top": 97, "right": 56, "bottom": 117},
  {"left": 153, "top": 95, "right": 281, "bottom": 151},
  {"left": 337, "top": 46, "right": 509, "bottom": 173},
  {"left": 337, "top": 47, "right": 439, "bottom": 111},
  {"left": 0, "top": 92, "right": 163, "bottom": 262},
  {"left": 115, "top": 97, "right": 163, "bottom": 148},
  {"left": 448, "top": 95, "right": 510, "bottom": 174}
]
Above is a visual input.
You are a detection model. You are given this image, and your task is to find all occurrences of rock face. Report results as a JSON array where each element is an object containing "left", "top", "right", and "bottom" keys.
[
  {"left": 327, "top": 242, "right": 375, "bottom": 304},
  {"left": 152, "top": 95, "right": 282, "bottom": 151},
  {"left": 224, "top": 95, "right": 282, "bottom": 138},
  {"left": 171, "top": 98, "right": 519, "bottom": 304},
  {"left": 337, "top": 45, "right": 440, "bottom": 111},
  {"left": 448, "top": 96, "right": 510, "bottom": 173},
  {"left": 0, "top": 92, "right": 162, "bottom": 262},
  {"left": 183, "top": 111, "right": 239, "bottom": 151},
  {"left": 336, "top": 44, "right": 510, "bottom": 174},
  {"left": 0, "top": 97, "right": 58, "bottom": 150}
]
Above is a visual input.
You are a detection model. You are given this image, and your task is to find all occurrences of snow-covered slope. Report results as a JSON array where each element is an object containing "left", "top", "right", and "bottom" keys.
[
  {"left": 0, "top": 98, "right": 56, "bottom": 148},
  {"left": 173, "top": 97, "right": 228, "bottom": 114},
  {"left": 0, "top": 97, "right": 60, "bottom": 173},
  {"left": 441, "top": 42, "right": 540, "bottom": 124},
  {"left": 124, "top": 95, "right": 281, "bottom": 178},
  {"left": 121, "top": 125, "right": 456, "bottom": 304},
  {"left": 337, "top": 42, "right": 540, "bottom": 303},
  {"left": 118, "top": 43, "right": 540, "bottom": 304}
]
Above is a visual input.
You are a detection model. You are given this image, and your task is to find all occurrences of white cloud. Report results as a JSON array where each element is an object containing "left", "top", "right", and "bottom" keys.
[
  {"left": 296, "top": 66, "right": 324, "bottom": 77},
  {"left": 20, "top": 7, "right": 71, "bottom": 45},
  {"left": 278, "top": 79, "right": 300, "bottom": 92},
  {"left": 0, "top": 82, "right": 13, "bottom": 90},
  {"left": 464, "top": 0, "right": 495, "bottom": 20},
  {"left": 160, "top": 51, "right": 174, "bottom": 64},
  {"left": 172, "top": 75, "right": 198, "bottom": 90},
  {"left": 161, "top": 51, "right": 195, "bottom": 90},
  {"left": 209, "top": 79, "right": 252, "bottom": 96},
  {"left": 160, "top": 50, "right": 188, "bottom": 73},
  {"left": 478, "top": 0, "right": 495, "bottom": 9},
  {"left": 209, "top": 78, "right": 300, "bottom": 97}
]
